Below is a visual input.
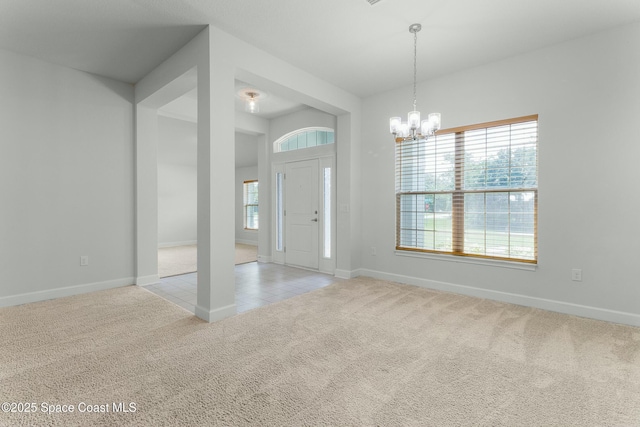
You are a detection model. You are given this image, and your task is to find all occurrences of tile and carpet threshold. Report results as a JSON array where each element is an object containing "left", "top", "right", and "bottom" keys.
[{"left": 146, "top": 262, "right": 341, "bottom": 313}]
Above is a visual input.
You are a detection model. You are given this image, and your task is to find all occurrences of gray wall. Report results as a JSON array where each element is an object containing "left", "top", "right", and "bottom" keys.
[
  {"left": 0, "top": 49, "right": 135, "bottom": 304},
  {"left": 158, "top": 124, "right": 261, "bottom": 246},
  {"left": 235, "top": 131, "right": 258, "bottom": 168},
  {"left": 360, "top": 22, "right": 640, "bottom": 324},
  {"left": 158, "top": 116, "right": 197, "bottom": 246}
]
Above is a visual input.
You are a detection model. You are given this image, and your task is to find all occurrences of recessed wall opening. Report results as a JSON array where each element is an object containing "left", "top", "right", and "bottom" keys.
[{"left": 145, "top": 74, "right": 340, "bottom": 313}]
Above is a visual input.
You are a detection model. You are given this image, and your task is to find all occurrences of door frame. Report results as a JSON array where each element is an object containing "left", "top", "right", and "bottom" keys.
[{"left": 272, "top": 154, "right": 336, "bottom": 274}]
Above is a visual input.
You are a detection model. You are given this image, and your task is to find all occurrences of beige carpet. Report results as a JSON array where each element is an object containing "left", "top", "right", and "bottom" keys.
[
  {"left": 2, "top": 278, "right": 640, "bottom": 426},
  {"left": 158, "top": 243, "right": 258, "bottom": 278}
]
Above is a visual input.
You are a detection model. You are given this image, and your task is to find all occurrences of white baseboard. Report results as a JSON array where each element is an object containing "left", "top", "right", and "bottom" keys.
[
  {"left": 335, "top": 269, "right": 362, "bottom": 279},
  {"left": 158, "top": 240, "right": 197, "bottom": 248},
  {"left": 136, "top": 275, "right": 160, "bottom": 286},
  {"left": 360, "top": 268, "right": 640, "bottom": 327},
  {"left": 235, "top": 239, "right": 258, "bottom": 246},
  {"left": 0, "top": 277, "right": 135, "bottom": 308},
  {"left": 194, "top": 303, "right": 237, "bottom": 322}
]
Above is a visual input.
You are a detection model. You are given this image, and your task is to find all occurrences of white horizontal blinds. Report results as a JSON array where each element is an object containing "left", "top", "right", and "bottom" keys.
[
  {"left": 461, "top": 119, "right": 537, "bottom": 261},
  {"left": 396, "top": 133, "right": 455, "bottom": 252},
  {"left": 396, "top": 115, "right": 538, "bottom": 263},
  {"left": 243, "top": 180, "right": 259, "bottom": 230}
]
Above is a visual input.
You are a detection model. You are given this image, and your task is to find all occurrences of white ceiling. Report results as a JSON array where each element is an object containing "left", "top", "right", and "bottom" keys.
[
  {"left": 2, "top": 0, "right": 640, "bottom": 99},
  {"left": 234, "top": 82, "right": 308, "bottom": 119},
  {"left": 157, "top": 81, "right": 308, "bottom": 121}
]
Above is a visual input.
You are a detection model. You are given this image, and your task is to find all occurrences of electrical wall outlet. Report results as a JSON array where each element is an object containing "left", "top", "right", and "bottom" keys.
[
  {"left": 571, "top": 268, "right": 582, "bottom": 281},
  {"left": 371, "top": 246, "right": 377, "bottom": 256},
  {"left": 80, "top": 255, "right": 89, "bottom": 266}
]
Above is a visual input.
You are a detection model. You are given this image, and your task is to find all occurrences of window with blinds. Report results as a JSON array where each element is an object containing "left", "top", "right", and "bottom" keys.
[
  {"left": 243, "top": 180, "right": 259, "bottom": 230},
  {"left": 396, "top": 115, "right": 538, "bottom": 263}
]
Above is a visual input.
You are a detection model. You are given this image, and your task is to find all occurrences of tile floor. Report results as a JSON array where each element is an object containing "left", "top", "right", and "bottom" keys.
[{"left": 144, "top": 262, "right": 342, "bottom": 314}]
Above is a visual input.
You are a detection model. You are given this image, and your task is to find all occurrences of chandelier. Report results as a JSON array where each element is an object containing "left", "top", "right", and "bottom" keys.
[{"left": 389, "top": 23, "right": 441, "bottom": 141}]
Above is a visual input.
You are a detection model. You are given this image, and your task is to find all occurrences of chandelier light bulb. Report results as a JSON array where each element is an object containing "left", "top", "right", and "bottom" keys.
[
  {"left": 389, "top": 117, "right": 402, "bottom": 134},
  {"left": 428, "top": 112, "right": 441, "bottom": 130},
  {"left": 408, "top": 111, "right": 420, "bottom": 130},
  {"left": 400, "top": 122, "right": 410, "bottom": 138}
]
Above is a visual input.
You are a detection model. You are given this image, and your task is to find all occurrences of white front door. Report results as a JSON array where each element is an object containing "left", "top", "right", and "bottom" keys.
[{"left": 285, "top": 159, "right": 319, "bottom": 269}]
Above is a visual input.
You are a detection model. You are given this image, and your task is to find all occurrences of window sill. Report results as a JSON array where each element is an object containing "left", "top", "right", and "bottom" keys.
[{"left": 394, "top": 250, "right": 537, "bottom": 271}]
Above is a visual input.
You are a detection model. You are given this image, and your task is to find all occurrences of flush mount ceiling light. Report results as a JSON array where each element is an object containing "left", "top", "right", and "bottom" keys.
[
  {"left": 244, "top": 91, "right": 260, "bottom": 114},
  {"left": 389, "top": 23, "right": 441, "bottom": 142},
  {"left": 237, "top": 87, "right": 267, "bottom": 114}
]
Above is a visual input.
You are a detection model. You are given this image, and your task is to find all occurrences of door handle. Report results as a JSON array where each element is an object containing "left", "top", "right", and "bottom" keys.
[{"left": 311, "top": 218, "right": 318, "bottom": 222}]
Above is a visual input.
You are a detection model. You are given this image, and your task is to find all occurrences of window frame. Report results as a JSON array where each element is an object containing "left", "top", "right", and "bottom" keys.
[
  {"left": 395, "top": 115, "right": 538, "bottom": 264},
  {"left": 243, "top": 180, "right": 259, "bottom": 231},
  {"left": 273, "top": 127, "right": 335, "bottom": 153}
]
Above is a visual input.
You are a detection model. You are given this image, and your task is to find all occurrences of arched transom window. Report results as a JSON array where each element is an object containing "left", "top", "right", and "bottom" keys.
[{"left": 273, "top": 127, "right": 335, "bottom": 153}]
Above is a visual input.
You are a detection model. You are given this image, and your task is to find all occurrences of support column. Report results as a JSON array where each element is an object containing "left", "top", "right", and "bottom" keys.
[
  {"left": 195, "top": 48, "right": 236, "bottom": 322},
  {"left": 135, "top": 105, "right": 159, "bottom": 286},
  {"left": 335, "top": 112, "right": 362, "bottom": 278}
]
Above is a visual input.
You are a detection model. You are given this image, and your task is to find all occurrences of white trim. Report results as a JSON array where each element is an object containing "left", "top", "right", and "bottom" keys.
[
  {"left": 158, "top": 240, "right": 197, "bottom": 248},
  {"left": 136, "top": 275, "right": 160, "bottom": 286},
  {"left": 272, "top": 145, "right": 336, "bottom": 164},
  {"left": 157, "top": 109, "right": 197, "bottom": 123},
  {"left": 360, "top": 268, "right": 640, "bottom": 327},
  {"left": 194, "top": 303, "right": 237, "bottom": 322},
  {"left": 235, "top": 239, "right": 258, "bottom": 246},
  {"left": 335, "top": 269, "right": 362, "bottom": 279},
  {"left": 395, "top": 250, "right": 537, "bottom": 271},
  {"left": 0, "top": 277, "right": 135, "bottom": 308}
]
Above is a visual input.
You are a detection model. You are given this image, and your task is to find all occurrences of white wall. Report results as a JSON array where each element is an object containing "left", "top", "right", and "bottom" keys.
[
  {"left": 235, "top": 131, "right": 258, "bottom": 168},
  {"left": 157, "top": 116, "right": 197, "bottom": 246},
  {"left": 0, "top": 49, "right": 135, "bottom": 305},
  {"left": 235, "top": 165, "right": 259, "bottom": 245},
  {"left": 360, "top": 22, "right": 640, "bottom": 325}
]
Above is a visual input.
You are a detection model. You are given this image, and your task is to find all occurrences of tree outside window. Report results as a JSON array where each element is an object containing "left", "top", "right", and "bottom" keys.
[{"left": 396, "top": 115, "right": 538, "bottom": 263}]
